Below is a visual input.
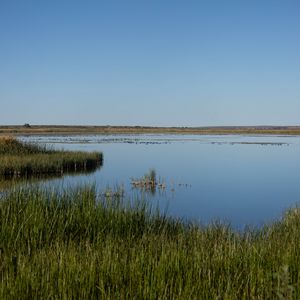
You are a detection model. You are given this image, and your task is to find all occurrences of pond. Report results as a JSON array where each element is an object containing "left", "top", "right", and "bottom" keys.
[{"left": 17, "top": 134, "right": 300, "bottom": 229}]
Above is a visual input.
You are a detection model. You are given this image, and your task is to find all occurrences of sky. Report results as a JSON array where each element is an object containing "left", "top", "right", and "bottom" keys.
[{"left": 0, "top": 0, "right": 300, "bottom": 126}]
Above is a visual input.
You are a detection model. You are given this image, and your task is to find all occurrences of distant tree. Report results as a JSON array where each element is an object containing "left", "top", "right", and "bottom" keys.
[{"left": 24, "top": 123, "right": 31, "bottom": 128}]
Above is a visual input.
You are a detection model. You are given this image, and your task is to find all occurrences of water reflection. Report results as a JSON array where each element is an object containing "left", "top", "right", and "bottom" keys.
[
  {"left": 14, "top": 134, "right": 300, "bottom": 229},
  {"left": 0, "top": 160, "right": 103, "bottom": 191}
]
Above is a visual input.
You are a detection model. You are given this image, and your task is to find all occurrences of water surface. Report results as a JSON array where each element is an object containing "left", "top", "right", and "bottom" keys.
[{"left": 19, "top": 134, "right": 300, "bottom": 229}]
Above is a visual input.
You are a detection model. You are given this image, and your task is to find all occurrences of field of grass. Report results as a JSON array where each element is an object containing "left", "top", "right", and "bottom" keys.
[
  {"left": 2, "top": 125, "right": 300, "bottom": 135},
  {"left": 0, "top": 137, "right": 102, "bottom": 177},
  {"left": 1, "top": 185, "right": 300, "bottom": 299}
]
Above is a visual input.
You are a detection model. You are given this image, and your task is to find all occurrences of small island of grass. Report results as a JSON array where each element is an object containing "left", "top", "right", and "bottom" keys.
[{"left": 0, "top": 136, "right": 102, "bottom": 177}]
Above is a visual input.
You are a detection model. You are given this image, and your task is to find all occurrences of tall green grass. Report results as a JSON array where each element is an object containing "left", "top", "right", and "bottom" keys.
[
  {"left": 1, "top": 185, "right": 300, "bottom": 299},
  {"left": 0, "top": 137, "right": 102, "bottom": 177},
  {"left": 0, "top": 136, "right": 49, "bottom": 155}
]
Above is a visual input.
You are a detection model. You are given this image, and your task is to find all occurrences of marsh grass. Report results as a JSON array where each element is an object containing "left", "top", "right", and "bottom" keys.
[
  {"left": 0, "top": 137, "right": 102, "bottom": 177},
  {"left": 0, "top": 136, "right": 49, "bottom": 155},
  {"left": 2, "top": 125, "right": 300, "bottom": 135},
  {"left": 131, "top": 169, "right": 167, "bottom": 196},
  {"left": 1, "top": 186, "right": 300, "bottom": 299}
]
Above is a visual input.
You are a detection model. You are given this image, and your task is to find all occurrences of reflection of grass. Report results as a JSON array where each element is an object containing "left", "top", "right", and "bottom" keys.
[
  {"left": 0, "top": 137, "right": 102, "bottom": 177},
  {"left": 0, "top": 167, "right": 100, "bottom": 191},
  {"left": 2, "top": 186, "right": 300, "bottom": 298}
]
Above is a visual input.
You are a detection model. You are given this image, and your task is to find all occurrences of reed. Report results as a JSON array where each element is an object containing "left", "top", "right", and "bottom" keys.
[
  {"left": 0, "top": 137, "right": 102, "bottom": 177},
  {"left": 0, "top": 136, "right": 49, "bottom": 155},
  {"left": 131, "top": 169, "right": 166, "bottom": 195},
  {"left": 1, "top": 185, "right": 300, "bottom": 299}
]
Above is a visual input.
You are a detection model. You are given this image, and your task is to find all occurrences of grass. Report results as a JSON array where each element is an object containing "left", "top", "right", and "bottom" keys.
[
  {"left": 0, "top": 136, "right": 102, "bottom": 178},
  {"left": 1, "top": 185, "right": 300, "bottom": 299},
  {"left": 2, "top": 125, "right": 300, "bottom": 135},
  {"left": 131, "top": 169, "right": 167, "bottom": 195}
]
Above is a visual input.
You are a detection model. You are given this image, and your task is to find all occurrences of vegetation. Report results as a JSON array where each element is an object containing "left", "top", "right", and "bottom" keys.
[
  {"left": 1, "top": 185, "right": 300, "bottom": 299},
  {"left": 0, "top": 137, "right": 102, "bottom": 177},
  {"left": 131, "top": 169, "right": 166, "bottom": 195},
  {"left": 2, "top": 125, "right": 300, "bottom": 135}
]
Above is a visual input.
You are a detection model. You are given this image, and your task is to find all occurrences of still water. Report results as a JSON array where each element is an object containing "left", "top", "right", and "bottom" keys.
[{"left": 19, "top": 134, "right": 300, "bottom": 229}]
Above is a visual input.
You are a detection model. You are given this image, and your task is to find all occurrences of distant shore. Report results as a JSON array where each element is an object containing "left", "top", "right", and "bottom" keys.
[{"left": 2, "top": 125, "right": 300, "bottom": 136}]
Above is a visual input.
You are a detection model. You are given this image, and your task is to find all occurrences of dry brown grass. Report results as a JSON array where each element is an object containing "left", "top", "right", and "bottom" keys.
[
  {"left": 0, "top": 135, "right": 16, "bottom": 142},
  {"left": 2, "top": 125, "right": 300, "bottom": 136}
]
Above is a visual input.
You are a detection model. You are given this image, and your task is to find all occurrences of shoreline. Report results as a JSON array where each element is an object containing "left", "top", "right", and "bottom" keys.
[{"left": 2, "top": 125, "right": 300, "bottom": 136}]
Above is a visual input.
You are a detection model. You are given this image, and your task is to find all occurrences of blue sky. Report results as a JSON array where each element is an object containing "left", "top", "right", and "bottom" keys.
[{"left": 0, "top": 0, "right": 299, "bottom": 126}]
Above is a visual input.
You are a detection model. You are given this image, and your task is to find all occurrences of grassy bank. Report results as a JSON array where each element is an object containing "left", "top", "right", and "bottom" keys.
[
  {"left": 0, "top": 137, "right": 102, "bottom": 177},
  {"left": 1, "top": 186, "right": 300, "bottom": 299},
  {"left": 2, "top": 125, "right": 300, "bottom": 135}
]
